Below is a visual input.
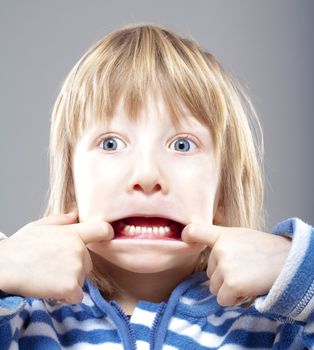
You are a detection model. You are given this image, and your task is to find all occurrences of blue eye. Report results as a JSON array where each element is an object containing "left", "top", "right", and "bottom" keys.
[
  {"left": 100, "top": 137, "right": 126, "bottom": 151},
  {"left": 169, "top": 137, "right": 197, "bottom": 152}
]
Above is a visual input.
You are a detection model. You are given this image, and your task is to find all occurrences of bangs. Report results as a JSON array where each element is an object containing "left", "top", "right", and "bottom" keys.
[{"left": 59, "top": 24, "right": 228, "bottom": 151}]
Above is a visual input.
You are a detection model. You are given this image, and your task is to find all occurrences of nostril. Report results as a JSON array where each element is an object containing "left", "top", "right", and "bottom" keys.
[
  {"left": 133, "top": 184, "right": 142, "bottom": 191},
  {"left": 132, "top": 183, "right": 162, "bottom": 193}
]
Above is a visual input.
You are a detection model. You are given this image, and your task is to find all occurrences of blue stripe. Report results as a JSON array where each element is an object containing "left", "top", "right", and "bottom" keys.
[
  {"left": 165, "top": 330, "right": 214, "bottom": 350},
  {"left": 165, "top": 329, "right": 276, "bottom": 349},
  {"left": 19, "top": 336, "right": 61, "bottom": 350},
  {"left": 132, "top": 323, "right": 151, "bottom": 341},
  {"left": 274, "top": 323, "right": 302, "bottom": 348},
  {"left": 223, "top": 330, "right": 276, "bottom": 347},
  {"left": 48, "top": 305, "right": 101, "bottom": 322},
  {"left": 137, "top": 300, "right": 161, "bottom": 313},
  {"left": 0, "top": 323, "right": 13, "bottom": 350},
  {"left": 57, "top": 329, "right": 121, "bottom": 346}
]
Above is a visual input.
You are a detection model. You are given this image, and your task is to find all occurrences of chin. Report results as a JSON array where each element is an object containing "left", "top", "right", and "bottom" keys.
[
  {"left": 109, "top": 260, "right": 175, "bottom": 274},
  {"left": 89, "top": 245, "right": 196, "bottom": 273}
]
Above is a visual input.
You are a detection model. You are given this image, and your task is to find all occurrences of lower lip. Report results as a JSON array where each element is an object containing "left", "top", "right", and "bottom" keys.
[{"left": 115, "top": 234, "right": 179, "bottom": 240}]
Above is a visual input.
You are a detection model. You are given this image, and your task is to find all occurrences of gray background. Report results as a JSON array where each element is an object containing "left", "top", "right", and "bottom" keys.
[{"left": 0, "top": 0, "right": 313, "bottom": 236}]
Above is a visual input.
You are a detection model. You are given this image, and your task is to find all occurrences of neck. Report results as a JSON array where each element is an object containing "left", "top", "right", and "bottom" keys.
[{"left": 91, "top": 254, "right": 198, "bottom": 314}]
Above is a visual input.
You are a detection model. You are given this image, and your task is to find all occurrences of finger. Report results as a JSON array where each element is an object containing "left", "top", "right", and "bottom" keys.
[
  {"left": 216, "top": 282, "right": 239, "bottom": 307},
  {"left": 206, "top": 251, "right": 217, "bottom": 278},
  {"left": 66, "top": 287, "right": 84, "bottom": 305},
  {"left": 209, "top": 270, "right": 224, "bottom": 296},
  {"left": 33, "top": 212, "right": 78, "bottom": 226},
  {"left": 181, "top": 223, "right": 223, "bottom": 247},
  {"left": 72, "top": 221, "right": 114, "bottom": 245}
]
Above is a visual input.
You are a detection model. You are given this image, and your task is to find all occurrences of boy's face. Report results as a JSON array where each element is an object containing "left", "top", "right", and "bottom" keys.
[{"left": 72, "top": 93, "right": 222, "bottom": 274}]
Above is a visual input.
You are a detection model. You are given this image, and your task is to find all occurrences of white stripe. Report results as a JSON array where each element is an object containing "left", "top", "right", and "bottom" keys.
[
  {"left": 0, "top": 306, "right": 22, "bottom": 317},
  {"left": 162, "top": 345, "right": 179, "bottom": 350},
  {"left": 180, "top": 294, "right": 215, "bottom": 306},
  {"left": 65, "top": 342, "right": 124, "bottom": 349},
  {"left": 81, "top": 291, "right": 96, "bottom": 307},
  {"left": 218, "top": 345, "right": 252, "bottom": 350},
  {"left": 207, "top": 309, "right": 242, "bottom": 326},
  {"left": 180, "top": 296, "right": 199, "bottom": 305},
  {"left": 22, "top": 319, "right": 60, "bottom": 343},
  {"left": 218, "top": 345, "right": 269, "bottom": 350},
  {"left": 22, "top": 315, "right": 115, "bottom": 336},
  {"left": 26, "top": 300, "right": 116, "bottom": 334},
  {"left": 169, "top": 315, "right": 277, "bottom": 348},
  {"left": 132, "top": 308, "right": 156, "bottom": 327},
  {"left": 169, "top": 317, "right": 222, "bottom": 347},
  {"left": 52, "top": 315, "right": 116, "bottom": 334},
  {"left": 136, "top": 340, "right": 150, "bottom": 350}
]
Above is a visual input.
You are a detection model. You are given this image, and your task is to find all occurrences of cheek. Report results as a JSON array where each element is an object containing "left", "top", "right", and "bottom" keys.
[
  {"left": 73, "top": 155, "right": 124, "bottom": 219},
  {"left": 169, "top": 157, "right": 219, "bottom": 221}
]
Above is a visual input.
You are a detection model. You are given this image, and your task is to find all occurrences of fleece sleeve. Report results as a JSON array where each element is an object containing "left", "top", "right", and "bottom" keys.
[
  {"left": 253, "top": 218, "right": 314, "bottom": 347},
  {"left": 0, "top": 232, "right": 27, "bottom": 327}
]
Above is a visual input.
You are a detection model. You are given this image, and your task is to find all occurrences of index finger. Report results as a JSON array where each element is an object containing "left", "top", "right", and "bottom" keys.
[
  {"left": 181, "top": 223, "right": 224, "bottom": 247},
  {"left": 71, "top": 221, "right": 114, "bottom": 245}
]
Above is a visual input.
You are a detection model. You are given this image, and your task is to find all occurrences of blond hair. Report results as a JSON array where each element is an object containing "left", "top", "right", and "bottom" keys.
[{"left": 43, "top": 23, "right": 265, "bottom": 296}]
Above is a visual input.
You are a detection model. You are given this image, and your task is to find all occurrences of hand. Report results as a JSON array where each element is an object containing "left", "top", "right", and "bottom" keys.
[
  {"left": 0, "top": 213, "right": 114, "bottom": 304},
  {"left": 181, "top": 223, "right": 292, "bottom": 307}
]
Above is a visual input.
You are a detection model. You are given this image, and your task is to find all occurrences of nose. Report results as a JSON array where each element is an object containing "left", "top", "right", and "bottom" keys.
[{"left": 126, "top": 151, "right": 169, "bottom": 195}]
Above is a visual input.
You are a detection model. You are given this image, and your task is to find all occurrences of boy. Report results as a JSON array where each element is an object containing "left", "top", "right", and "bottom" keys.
[{"left": 0, "top": 23, "right": 313, "bottom": 349}]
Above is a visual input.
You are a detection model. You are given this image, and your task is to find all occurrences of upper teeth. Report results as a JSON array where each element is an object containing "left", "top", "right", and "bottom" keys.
[{"left": 123, "top": 224, "right": 171, "bottom": 236}]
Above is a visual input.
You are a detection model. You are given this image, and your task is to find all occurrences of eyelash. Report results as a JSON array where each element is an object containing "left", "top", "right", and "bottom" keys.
[{"left": 98, "top": 134, "right": 198, "bottom": 152}]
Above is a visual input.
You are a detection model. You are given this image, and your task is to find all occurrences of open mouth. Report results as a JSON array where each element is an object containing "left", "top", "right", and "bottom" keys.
[{"left": 110, "top": 217, "right": 185, "bottom": 240}]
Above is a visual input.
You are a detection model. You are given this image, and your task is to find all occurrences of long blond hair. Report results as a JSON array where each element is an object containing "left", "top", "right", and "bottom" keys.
[{"left": 43, "top": 23, "right": 265, "bottom": 296}]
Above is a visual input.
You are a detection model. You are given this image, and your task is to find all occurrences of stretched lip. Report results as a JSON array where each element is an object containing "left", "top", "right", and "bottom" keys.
[{"left": 109, "top": 214, "right": 186, "bottom": 240}]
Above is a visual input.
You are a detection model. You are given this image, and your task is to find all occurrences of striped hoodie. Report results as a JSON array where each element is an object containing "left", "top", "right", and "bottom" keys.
[{"left": 0, "top": 217, "right": 313, "bottom": 349}]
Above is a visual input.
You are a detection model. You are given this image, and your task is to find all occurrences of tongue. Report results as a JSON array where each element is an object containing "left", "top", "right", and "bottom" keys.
[{"left": 122, "top": 217, "right": 171, "bottom": 227}]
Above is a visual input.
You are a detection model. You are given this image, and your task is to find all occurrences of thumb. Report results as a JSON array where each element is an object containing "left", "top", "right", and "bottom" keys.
[
  {"left": 70, "top": 220, "right": 114, "bottom": 245},
  {"left": 181, "top": 223, "right": 222, "bottom": 247}
]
